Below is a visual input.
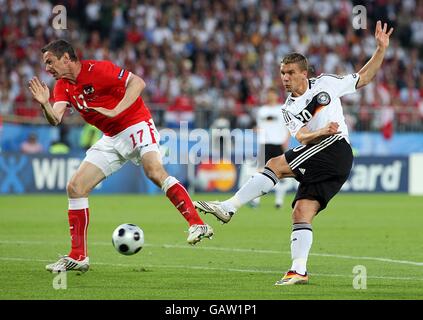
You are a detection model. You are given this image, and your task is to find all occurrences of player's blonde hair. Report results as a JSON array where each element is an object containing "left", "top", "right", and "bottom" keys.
[{"left": 281, "top": 53, "right": 308, "bottom": 71}]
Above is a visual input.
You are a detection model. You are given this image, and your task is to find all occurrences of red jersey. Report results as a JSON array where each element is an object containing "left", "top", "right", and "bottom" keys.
[{"left": 53, "top": 60, "right": 152, "bottom": 136}]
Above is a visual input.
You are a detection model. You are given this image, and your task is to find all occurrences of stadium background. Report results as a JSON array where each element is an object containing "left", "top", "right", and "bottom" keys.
[
  {"left": 1, "top": 0, "right": 423, "bottom": 303},
  {"left": 0, "top": 0, "right": 422, "bottom": 195}
]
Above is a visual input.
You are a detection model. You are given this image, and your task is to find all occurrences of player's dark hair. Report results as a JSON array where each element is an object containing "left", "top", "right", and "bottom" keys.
[
  {"left": 281, "top": 53, "right": 308, "bottom": 72},
  {"left": 41, "top": 39, "right": 78, "bottom": 61}
]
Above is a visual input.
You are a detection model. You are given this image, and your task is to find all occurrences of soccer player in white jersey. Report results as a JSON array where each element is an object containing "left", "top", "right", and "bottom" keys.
[
  {"left": 195, "top": 21, "right": 393, "bottom": 285},
  {"left": 250, "top": 87, "right": 290, "bottom": 209}
]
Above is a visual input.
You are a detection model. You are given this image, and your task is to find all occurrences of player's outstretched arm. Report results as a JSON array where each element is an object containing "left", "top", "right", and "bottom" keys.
[
  {"left": 356, "top": 21, "right": 393, "bottom": 89},
  {"left": 28, "top": 77, "right": 66, "bottom": 126},
  {"left": 89, "top": 74, "right": 146, "bottom": 118}
]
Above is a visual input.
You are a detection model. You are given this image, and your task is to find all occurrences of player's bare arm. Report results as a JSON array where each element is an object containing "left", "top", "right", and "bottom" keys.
[
  {"left": 356, "top": 21, "right": 393, "bottom": 89},
  {"left": 295, "top": 122, "right": 340, "bottom": 145},
  {"left": 28, "top": 76, "right": 67, "bottom": 126},
  {"left": 90, "top": 74, "right": 146, "bottom": 118}
]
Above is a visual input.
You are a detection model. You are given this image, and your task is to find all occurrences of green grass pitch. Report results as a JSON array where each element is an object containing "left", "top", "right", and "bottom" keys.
[{"left": 0, "top": 193, "right": 422, "bottom": 300}]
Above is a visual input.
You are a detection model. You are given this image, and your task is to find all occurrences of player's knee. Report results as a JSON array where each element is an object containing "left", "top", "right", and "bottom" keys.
[
  {"left": 266, "top": 155, "right": 294, "bottom": 179},
  {"left": 67, "top": 179, "right": 89, "bottom": 198},
  {"left": 292, "top": 206, "right": 312, "bottom": 224},
  {"left": 265, "top": 156, "right": 288, "bottom": 179},
  {"left": 292, "top": 205, "right": 306, "bottom": 220},
  {"left": 265, "top": 158, "right": 280, "bottom": 177},
  {"left": 292, "top": 201, "right": 318, "bottom": 223}
]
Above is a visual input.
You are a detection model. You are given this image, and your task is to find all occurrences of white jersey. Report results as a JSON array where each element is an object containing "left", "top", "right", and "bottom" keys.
[
  {"left": 281, "top": 73, "right": 360, "bottom": 144},
  {"left": 256, "top": 105, "right": 289, "bottom": 145}
]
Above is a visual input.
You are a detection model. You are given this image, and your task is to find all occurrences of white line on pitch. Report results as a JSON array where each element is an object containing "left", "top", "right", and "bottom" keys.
[
  {"left": 1, "top": 239, "right": 423, "bottom": 267},
  {"left": 0, "top": 256, "right": 422, "bottom": 282}
]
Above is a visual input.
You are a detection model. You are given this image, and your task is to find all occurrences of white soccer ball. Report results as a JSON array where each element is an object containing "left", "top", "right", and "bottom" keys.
[{"left": 112, "top": 223, "right": 144, "bottom": 255}]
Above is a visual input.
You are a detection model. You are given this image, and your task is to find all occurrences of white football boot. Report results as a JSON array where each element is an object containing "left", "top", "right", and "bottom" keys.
[
  {"left": 187, "top": 224, "right": 214, "bottom": 245},
  {"left": 45, "top": 255, "right": 90, "bottom": 273},
  {"left": 194, "top": 201, "right": 234, "bottom": 224}
]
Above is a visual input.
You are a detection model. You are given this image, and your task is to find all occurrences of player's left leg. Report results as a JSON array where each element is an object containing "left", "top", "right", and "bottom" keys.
[
  {"left": 46, "top": 161, "right": 106, "bottom": 273},
  {"left": 66, "top": 161, "right": 106, "bottom": 260},
  {"left": 141, "top": 150, "right": 213, "bottom": 244},
  {"left": 275, "top": 199, "right": 319, "bottom": 285},
  {"left": 275, "top": 138, "right": 353, "bottom": 284}
]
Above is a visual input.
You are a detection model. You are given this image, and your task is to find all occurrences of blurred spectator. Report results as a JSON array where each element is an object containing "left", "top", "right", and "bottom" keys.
[
  {"left": 80, "top": 123, "right": 102, "bottom": 150},
  {"left": 400, "top": 76, "right": 420, "bottom": 107},
  {"left": 0, "top": 114, "right": 2, "bottom": 152},
  {"left": 210, "top": 110, "right": 232, "bottom": 160},
  {"left": 380, "top": 106, "right": 395, "bottom": 140},
  {"left": 49, "top": 139, "right": 70, "bottom": 154},
  {"left": 0, "top": 87, "right": 14, "bottom": 116},
  {"left": 0, "top": 0, "right": 421, "bottom": 133},
  {"left": 164, "top": 90, "right": 195, "bottom": 129},
  {"left": 20, "top": 133, "right": 43, "bottom": 154},
  {"left": 49, "top": 123, "right": 71, "bottom": 154}
]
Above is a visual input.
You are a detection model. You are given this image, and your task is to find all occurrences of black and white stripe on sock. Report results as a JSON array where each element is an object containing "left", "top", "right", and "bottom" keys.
[
  {"left": 261, "top": 167, "right": 279, "bottom": 185},
  {"left": 293, "top": 222, "right": 313, "bottom": 232}
]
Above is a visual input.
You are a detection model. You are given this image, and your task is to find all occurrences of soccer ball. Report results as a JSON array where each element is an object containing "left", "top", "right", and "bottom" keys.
[{"left": 112, "top": 223, "right": 144, "bottom": 255}]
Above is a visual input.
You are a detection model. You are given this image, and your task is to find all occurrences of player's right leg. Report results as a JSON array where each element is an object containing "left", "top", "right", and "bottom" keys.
[
  {"left": 110, "top": 120, "right": 213, "bottom": 245},
  {"left": 195, "top": 155, "right": 295, "bottom": 223},
  {"left": 237, "top": 160, "right": 261, "bottom": 209},
  {"left": 141, "top": 150, "right": 214, "bottom": 245}
]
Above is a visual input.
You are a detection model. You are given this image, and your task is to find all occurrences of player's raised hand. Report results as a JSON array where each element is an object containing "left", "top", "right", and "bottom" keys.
[
  {"left": 375, "top": 20, "right": 394, "bottom": 50},
  {"left": 28, "top": 77, "right": 50, "bottom": 105}
]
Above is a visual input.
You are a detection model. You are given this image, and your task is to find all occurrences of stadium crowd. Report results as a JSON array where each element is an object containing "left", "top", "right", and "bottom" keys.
[{"left": 0, "top": 0, "right": 422, "bottom": 132}]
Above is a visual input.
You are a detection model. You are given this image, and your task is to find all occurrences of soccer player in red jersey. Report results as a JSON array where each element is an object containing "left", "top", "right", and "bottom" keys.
[{"left": 28, "top": 39, "right": 213, "bottom": 273}]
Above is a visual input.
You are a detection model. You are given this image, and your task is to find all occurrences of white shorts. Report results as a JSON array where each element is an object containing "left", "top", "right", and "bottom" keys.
[{"left": 84, "top": 120, "right": 161, "bottom": 177}]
